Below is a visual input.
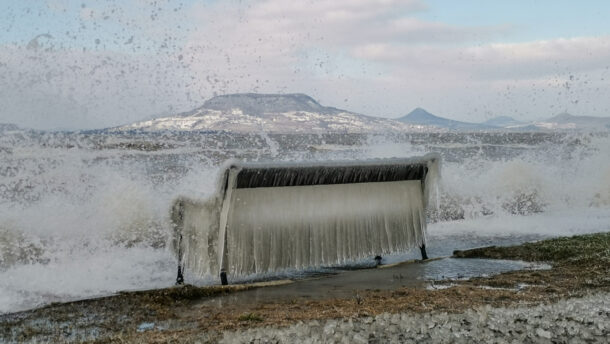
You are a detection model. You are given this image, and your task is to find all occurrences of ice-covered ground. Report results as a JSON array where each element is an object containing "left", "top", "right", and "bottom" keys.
[{"left": 220, "top": 293, "right": 610, "bottom": 343}]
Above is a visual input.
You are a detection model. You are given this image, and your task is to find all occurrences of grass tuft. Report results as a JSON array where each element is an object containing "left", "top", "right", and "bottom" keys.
[
  {"left": 453, "top": 232, "right": 610, "bottom": 267},
  {"left": 238, "top": 313, "right": 264, "bottom": 322}
]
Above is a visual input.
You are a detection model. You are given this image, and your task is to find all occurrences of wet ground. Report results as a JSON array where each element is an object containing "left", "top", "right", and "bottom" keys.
[{"left": 200, "top": 258, "right": 546, "bottom": 308}]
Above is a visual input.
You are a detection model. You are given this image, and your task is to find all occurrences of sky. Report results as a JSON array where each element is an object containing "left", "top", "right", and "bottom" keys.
[{"left": 0, "top": 0, "right": 609, "bottom": 130}]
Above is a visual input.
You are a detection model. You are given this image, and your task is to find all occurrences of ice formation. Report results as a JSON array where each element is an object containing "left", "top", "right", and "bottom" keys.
[{"left": 172, "top": 154, "right": 439, "bottom": 279}]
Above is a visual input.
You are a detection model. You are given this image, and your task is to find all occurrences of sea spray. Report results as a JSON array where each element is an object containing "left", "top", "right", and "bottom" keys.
[{"left": 0, "top": 130, "right": 609, "bottom": 313}]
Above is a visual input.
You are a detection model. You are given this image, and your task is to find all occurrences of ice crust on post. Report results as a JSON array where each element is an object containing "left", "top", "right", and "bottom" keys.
[{"left": 171, "top": 154, "right": 439, "bottom": 280}]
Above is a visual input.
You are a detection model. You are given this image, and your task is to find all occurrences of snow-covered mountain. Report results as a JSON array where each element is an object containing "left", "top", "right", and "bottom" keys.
[
  {"left": 115, "top": 93, "right": 429, "bottom": 133},
  {"left": 113, "top": 94, "right": 610, "bottom": 133},
  {"left": 397, "top": 108, "right": 494, "bottom": 130},
  {"left": 200, "top": 93, "right": 341, "bottom": 115}
]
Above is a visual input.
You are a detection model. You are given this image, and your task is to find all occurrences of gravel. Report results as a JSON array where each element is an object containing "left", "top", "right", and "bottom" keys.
[{"left": 219, "top": 293, "right": 609, "bottom": 343}]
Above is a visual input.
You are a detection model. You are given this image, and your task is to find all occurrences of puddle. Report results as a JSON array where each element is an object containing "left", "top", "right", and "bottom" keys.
[
  {"left": 198, "top": 258, "right": 549, "bottom": 307},
  {"left": 379, "top": 233, "right": 548, "bottom": 264}
]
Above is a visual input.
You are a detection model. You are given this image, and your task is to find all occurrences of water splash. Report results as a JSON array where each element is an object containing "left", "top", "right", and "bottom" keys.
[{"left": 0, "top": 130, "right": 608, "bottom": 313}]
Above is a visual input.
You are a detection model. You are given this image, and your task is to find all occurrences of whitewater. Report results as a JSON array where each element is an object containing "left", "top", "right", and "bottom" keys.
[{"left": 0, "top": 129, "right": 609, "bottom": 314}]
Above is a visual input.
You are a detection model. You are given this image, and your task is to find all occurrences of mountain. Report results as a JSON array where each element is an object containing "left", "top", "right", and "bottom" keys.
[
  {"left": 397, "top": 108, "right": 493, "bottom": 130},
  {"left": 399, "top": 109, "right": 610, "bottom": 131},
  {"left": 482, "top": 116, "right": 525, "bottom": 128},
  {"left": 115, "top": 93, "right": 430, "bottom": 133},
  {"left": 532, "top": 112, "right": 610, "bottom": 131},
  {"left": 198, "top": 93, "right": 340, "bottom": 116},
  {"left": 112, "top": 95, "right": 610, "bottom": 133}
]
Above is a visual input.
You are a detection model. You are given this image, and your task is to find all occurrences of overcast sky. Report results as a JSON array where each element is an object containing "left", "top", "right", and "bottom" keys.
[{"left": 1, "top": 0, "right": 609, "bottom": 130}]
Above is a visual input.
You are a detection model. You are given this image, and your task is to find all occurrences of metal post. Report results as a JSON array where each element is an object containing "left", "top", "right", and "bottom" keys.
[
  {"left": 220, "top": 269, "right": 228, "bottom": 285},
  {"left": 176, "top": 264, "right": 184, "bottom": 285},
  {"left": 173, "top": 200, "right": 186, "bottom": 285},
  {"left": 420, "top": 245, "right": 428, "bottom": 260},
  {"left": 218, "top": 168, "right": 237, "bottom": 287},
  {"left": 374, "top": 255, "right": 383, "bottom": 266}
]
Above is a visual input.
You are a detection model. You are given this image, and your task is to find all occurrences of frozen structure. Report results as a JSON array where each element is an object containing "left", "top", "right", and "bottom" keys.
[{"left": 171, "top": 154, "right": 439, "bottom": 284}]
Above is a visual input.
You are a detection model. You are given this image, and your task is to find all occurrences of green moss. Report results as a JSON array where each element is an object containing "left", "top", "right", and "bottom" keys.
[{"left": 453, "top": 232, "right": 610, "bottom": 266}]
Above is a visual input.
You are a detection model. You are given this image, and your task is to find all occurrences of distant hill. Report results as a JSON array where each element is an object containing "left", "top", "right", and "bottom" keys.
[
  {"left": 398, "top": 109, "right": 610, "bottom": 132},
  {"left": 114, "top": 93, "right": 430, "bottom": 133},
  {"left": 482, "top": 116, "right": 525, "bottom": 128},
  {"left": 397, "top": 108, "right": 493, "bottom": 130},
  {"left": 533, "top": 112, "right": 610, "bottom": 131},
  {"left": 0, "top": 123, "right": 20, "bottom": 132},
  {"left": 111, "top": 95, "right": 610, "bottom": 133},
  {"left": 197, "top": 93, "right": 341, "bottom": 116}
]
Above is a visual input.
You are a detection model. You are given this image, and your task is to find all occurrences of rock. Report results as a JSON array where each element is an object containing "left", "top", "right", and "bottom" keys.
[
  {"left": 352, "top": 333, "right": 367, "bottom": 344},
  {"left": 536, "top": 328, "right": 552, "bottom": 339}
]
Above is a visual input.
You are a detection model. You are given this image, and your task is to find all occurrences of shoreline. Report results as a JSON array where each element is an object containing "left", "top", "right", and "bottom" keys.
[{"left": 1, "top": 231, "right": 608, "bottom": 343}]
